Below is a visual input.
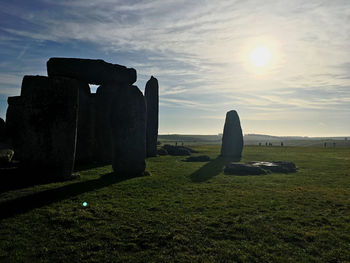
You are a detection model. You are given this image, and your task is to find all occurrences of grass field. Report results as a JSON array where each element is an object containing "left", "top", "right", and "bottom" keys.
[{"left": 1, "top": 145, "right": 350, "bottom": 262}]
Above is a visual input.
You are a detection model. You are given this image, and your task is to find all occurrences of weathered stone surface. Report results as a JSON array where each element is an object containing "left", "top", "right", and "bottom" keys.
[
  {"left": 247, "top": 161, "right": 297, "bottom": 173},
  {"left": 184, "top": 155, "right": 210, "bottom": 162},
  {"left": 110, "top": 85, "right": 146, "bottom": 176},
  {"left": 224, "top": 163, "right": 267, "bottom": 175},
  {"left": 47, "top": 57, "right": 137, "bottom": 85},
  {"left": 220, "top": 110, "right": 243, "bottom": 159},
  {"left": 224, "top": 161, "right": 297, "bottom": 175},
  {"left": 162, "top": 144, "right": 191, "bottom": 156},
  {"left": 145, "top": 76, "right": 159, "bottom": 157},
  {"left": 75, "top": 85, "right": 97, "bottom": 164},
  {"left": 94, "top": 84, "right": 122, "bottom": 163},
  {"left": 178, "top": 146, "right": 198, "bottom": 153},
  {"left": 6, "top": 76, "right": 79, "bottom": 180}
]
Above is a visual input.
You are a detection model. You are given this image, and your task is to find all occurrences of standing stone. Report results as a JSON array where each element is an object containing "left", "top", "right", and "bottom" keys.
[
  {"left": 94, "top": 84, "right": 122, "bottom": 163},
  {"left": 0, "top": 117, "right": 5, "bottom": 139},
  {"left": 144, "top": 76, "right": 159, "bottom": 157},
  {"left": 220, "top": 110, "right": 243, "bottom": 159},
  {"left": 110, "top": 85, "right": 146, "bottom": 176},
  {"left": 6, "top": 76, "right": 79, "bottom": 180},
  {"left": 75, "top": 84, "right": 96, "bottom": 164},
  {"left": 47, "top": 58, "right": 137, "bottom": 85}
]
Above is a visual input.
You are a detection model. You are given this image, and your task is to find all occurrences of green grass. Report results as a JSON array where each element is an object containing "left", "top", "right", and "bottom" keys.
[{"left": 1, "top": 145, "right": 350, "bottom": 262}]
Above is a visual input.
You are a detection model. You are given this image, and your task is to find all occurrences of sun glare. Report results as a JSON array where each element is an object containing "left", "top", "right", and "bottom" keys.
[{"left": 250, "top": 46, "right": 271, "bottom": 67}]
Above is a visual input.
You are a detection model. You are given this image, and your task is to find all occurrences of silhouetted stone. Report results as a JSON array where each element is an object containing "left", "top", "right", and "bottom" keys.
[
  {"left": 145, "top": 76, "right": 159, "bottom": 157},
  {"left": 184, "top": 155, "right": 210, "bottom": 162},
  {"left": 162, "top": 144, "right": 191, "bottom": 156},
  {"left": 94, "top": 84, "right": 122, "bottom": 163},
  {"left": 224, "top": 163, "right": 267, "bottom": 175},
  {"left": 47, "top": 57, "right": 137, "bottom": 85},
  {"left": 6, "top": 76, "right": 79, "bottom": 180},
  {"left": 110, "top": 85, "right": 146, "bottom": 176},
  {"left": 220, "top": 110, "right": 243, "bottom": 159},
  {"left": 157, "top": 148, "right": 168, "bottom": 156},
  {"left": 0, "top": 118, "right": 5, "bottom": 139},
  {"left": 75, "top": 85, "right": 96, "bottom": 164},
  {"left": 20, "top": 75, "right": 49, "bottom": 97}
]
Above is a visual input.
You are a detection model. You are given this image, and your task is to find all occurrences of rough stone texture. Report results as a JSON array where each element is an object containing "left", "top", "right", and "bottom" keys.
[
  {"left": 220, "top": 110, "right": 243, "bottom": 159},
  {"left": 247, "top": 161, "right": 297, "bottom": 173},
  {"left": 6, "top": 76, "right": 79, "bottom": 180},
  {"left": 224, "top": 163, "right": 267, "bottom": 175},
  {"left": 145, "top": 76, "right": 159, "bottom": 157},
  {"left": 178, "top": 146, "right": 198, "bottom": 153},
  {"left": 224, "top": 161, "right": 297, "bottom": 175},
  {"left": 94, "top": 84, "right": 122, "bottom": 163},
  {"left": 184, "top": 155, "right": 210, "bottom": 162},
  {"left": 47, "top": 57, "right": 137, "bottom": 85},
  {"left": 110, "top": 85, "right": 146, "bottom": 176},
  {"left": 75, "top": 85, "right": 96, "bottom": 164},
  {"left": 162, "top": 144, "right": 191, "bottom": 156}
]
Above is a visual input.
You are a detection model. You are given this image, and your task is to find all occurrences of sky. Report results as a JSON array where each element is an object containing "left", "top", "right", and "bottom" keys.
[{"left": 0, "top": 0, "right": 349, "bottom": 136}]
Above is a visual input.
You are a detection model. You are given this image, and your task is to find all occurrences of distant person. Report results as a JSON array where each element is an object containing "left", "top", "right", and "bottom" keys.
[
  {"left": 281, "top": 142, "right": 284, "bottom": 147},
  {"left": 324, "top": 142, "right": 327, "bottom": 148},
  {"left": 181, "top": 142, "right": 184, "bottom": 146},
  {"left": 259, "top": 142, "right": 261, "bottom": 146},
  {"left": 265, "top": 142, "right": 268, "bottom": 146}
]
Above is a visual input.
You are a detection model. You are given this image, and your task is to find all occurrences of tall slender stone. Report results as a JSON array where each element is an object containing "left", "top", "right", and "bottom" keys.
[
  {"left": 6, "top": 76, "right": 79, "bottom": 180},
  {"left": 220, "top": 110, "right": 243, "bottom": 159},
  {"left": 110, "top": 85, "right": 146, "bottom": 176},
  {"left": 75, "top": 84, "right": 96, "bottom": 164},
  {"left": 0, "top": 117, "right": 5, "bottom": 139},
  {"left": 144, "top": 76, "right": 159, "bottom": 157},
  {"left": 94, "top": 84, "right": 122, "bottom": 163}
]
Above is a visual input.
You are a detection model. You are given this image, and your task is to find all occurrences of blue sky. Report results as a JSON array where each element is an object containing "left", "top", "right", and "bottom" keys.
[{"left": 1, "top": 0, "right": 349, "bottom": 136}]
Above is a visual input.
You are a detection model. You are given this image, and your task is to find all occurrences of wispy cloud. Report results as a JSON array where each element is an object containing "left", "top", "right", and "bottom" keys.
[{"left": 0, "top": 0, "right": 349, "bottom": 135}]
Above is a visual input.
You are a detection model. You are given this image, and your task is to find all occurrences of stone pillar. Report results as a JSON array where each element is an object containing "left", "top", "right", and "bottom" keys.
[
  {"left": 75, "top": 83, "right": 96, "bottom": 164},
  {"left": 6, "top": 76, "right": 79, "bottom": 180},
  {"left": 94, "top": 84, "right": 122, "bottom": 163},
  {"left": 110, "top": 85, "right": 146, "bottom": 176},
  {"left": 220, "top": 110, "right": 243, "bottom": 159},
  {"left": 0, "top": 117, "right": 5, "bottom": 140},
  {"left": 144, "top": 76, "right": 159, "bottom": 157}
]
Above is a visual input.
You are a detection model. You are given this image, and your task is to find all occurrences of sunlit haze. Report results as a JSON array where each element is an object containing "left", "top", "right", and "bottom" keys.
[
  {"left": 0, "top": 1, "right": 349, "bottom": 137},
  {"left": 250, "top": 46, "right": 271, "bottom": 67}
]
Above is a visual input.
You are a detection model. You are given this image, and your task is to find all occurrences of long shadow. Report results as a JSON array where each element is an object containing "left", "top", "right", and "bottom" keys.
[
  {"left": 190, "top": 156, "right": 239, "bottom": 183},
  {"left": 0, "top": 161, "right": 112, "bottom": 193},
  {"left": 0, "top": 172, "right": 132, "bottom": 220}
]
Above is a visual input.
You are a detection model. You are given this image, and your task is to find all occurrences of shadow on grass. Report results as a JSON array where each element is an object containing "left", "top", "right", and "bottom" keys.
[
  {"left": 0, "top": 172, "right": 134, "bottom": 220},
  {"left": 0, "top": 162, "right": 112, "bottom": 193},
  {"left": 190, "top": 156, "right": 239, "bottom": 183}
]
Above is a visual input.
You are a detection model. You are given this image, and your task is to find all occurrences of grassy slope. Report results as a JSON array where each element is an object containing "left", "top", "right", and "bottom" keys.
[{"left": 0, "top": 146, "right": 350, "bottom": 262}]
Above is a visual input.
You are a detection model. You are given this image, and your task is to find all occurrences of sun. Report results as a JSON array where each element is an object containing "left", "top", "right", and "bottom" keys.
[{"left": 250, "top": 46, "right": 271, "bottom": 67}]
